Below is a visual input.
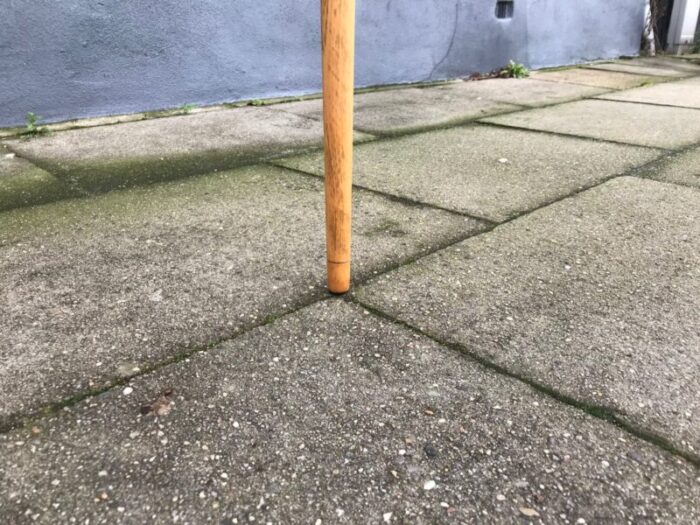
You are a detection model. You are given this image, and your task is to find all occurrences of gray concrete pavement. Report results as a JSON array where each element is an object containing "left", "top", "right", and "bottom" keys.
[
  {"left": 277, "top": 125, "right": 660, "bottom": 222},
  {"left": 640, "top": 146, "right": 700, "bottom": 188},
  {"left": 583, "top": 62, "right": 692, "bottom": 77},
  {"left": 445, "top": 78, "right": 611, "bottom": 107},
  {"left": 356, "top": 177, "right": 700, "bottom": 456},
  {"left": 279, "top": 83, "right": 520, "bottom": 136},
  {"left": 1, "top": 59, "right": 699, "bottom": 522},
  {"left": 530, "top": 68, "right": 668, "bottom": 89},
  {"left": 279, "top": 79, "right": 608, "bottom": 137},
  {"left": 597, "top": 76, "right": 700, "bottom": 109},
  {"left": 631, "top": 57, "right": 700, "bottom": 74},
  {"left": 483, "top": 99, "right": 700, "bottom": 149},
  {"left": 0, "top": 165, "right": 483, "bottom": 425},
  {"left": 584, "top": 57, "right": 700, "bottom": 78},
  {"left": 0, "top": 146, "right": 78, "bottom": 212},
  {"left": 1, "top": 300, "right": 698, "bottom": 524},
  {"left": 4, "top": 107, "right": 372, "bottom": 194}
]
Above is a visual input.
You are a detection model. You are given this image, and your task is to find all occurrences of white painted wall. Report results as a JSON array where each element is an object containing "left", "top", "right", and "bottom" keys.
[{"left": 667, "top": 0, "right": 700, "bottom": 52}]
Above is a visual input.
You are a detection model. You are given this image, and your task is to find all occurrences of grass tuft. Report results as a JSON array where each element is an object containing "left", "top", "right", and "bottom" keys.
[
  {"left": 500, "top": 60, "right": 529, "bottom": 79},
  {"left": 21, "top": 112, "right": 49, "bottom": 136}
]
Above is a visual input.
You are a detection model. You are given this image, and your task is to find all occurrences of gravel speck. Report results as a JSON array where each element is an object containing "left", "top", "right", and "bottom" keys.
[{"left": 423, "top": 443, "right": 438, "bottom": 458}]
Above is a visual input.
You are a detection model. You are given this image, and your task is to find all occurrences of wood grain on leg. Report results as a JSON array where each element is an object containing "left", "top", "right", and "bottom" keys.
[{"left": 322, "top": 0, "right": 355, "bottom": 294}]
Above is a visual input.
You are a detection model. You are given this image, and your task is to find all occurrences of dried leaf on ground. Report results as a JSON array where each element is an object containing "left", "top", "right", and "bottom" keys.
[{"left": 140, "top": 388, "right": 175, "bottom": 416}]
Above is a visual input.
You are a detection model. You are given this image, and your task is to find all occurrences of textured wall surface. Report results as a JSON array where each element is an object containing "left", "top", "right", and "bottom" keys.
[{"left": 0, "top": 0, "right": 646, "bottom": 127}]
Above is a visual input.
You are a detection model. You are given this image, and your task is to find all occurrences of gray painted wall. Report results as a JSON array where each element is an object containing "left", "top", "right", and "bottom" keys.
[{"left": 0, "top": 0, "right": 646, "bottom": 127}]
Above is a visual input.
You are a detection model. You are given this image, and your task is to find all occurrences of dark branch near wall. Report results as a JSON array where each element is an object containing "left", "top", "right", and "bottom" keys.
[{"left": 644, "top": 0, "right": 671, "bottom": 54}]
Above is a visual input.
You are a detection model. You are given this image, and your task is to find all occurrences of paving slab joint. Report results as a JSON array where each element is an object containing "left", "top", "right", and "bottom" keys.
[
  {"left": 529, "top": 72, "right": 680, "bottom": 91},
  {"left": 0, "top": 81, "right": 456, "bottom": 140},
  {"left": 3, "top": 70, "right": 669, "bottom": 213},
  {"left": 272, "top": 163, "right": 497, "bottom": 225},
  {"left": 1, "top": 145, "right": 56, "bottom": 178},
  {"left": 0, "top": 290, "right": 335, "bottom": 436},
  {"left": 486, "top": 150, "right": 689, "bottom": 231},
  {"left": 637, "top": 176, "right": 700, "bottom": 191},
  {"left": 628, "top": 141, "right": 700, "bottom": 189},
  {"left": 475, "top": 119, "right": 673, "bottom": 151},
  {"left": 0, "top": 154, "right": 688, "bottom": 442},
  {"left": 352, "top": 104, "right": 531, "bottom": 139},
  {"left": 594, "top": 96, "right": 700, "bottom": 112},
  {"left": 0, "top": 203, "right": 491, "bottom": 436},
  {"left": 579, "top": 66, "right": 681, "bottom": 82},
  {"left": 348, "top": 297, "right": 700, "bottom": 468}
]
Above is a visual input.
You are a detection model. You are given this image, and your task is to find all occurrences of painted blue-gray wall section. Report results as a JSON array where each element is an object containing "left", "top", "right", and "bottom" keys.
[{"left": 0, "top": 0, "right": 646, "bottom": 127}]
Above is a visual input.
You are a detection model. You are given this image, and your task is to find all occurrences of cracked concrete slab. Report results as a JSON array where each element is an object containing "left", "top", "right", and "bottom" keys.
[
  {"left": 530, "top": 68, "right": 667, "bottom": 89},
  {"left": 276, "top": 125, "right": 660, "bottom": 222},
  {"left": 597, "top": 77, "right": 700, "bottom": 109},
  {"left": 356, "top": 177, "right": 700, "bottom": 456},
  {"left": 639, "top": 147, "right": 700, "bottom": 188},
  {"left": 482, "top": 99, "right": 700, "bottom": 149},
  {"left": 0, "top": 164, "right": 483, "bottom": 425},
  {"left": 278, "top": 83, "right": 519, "bottom": 136},
  {"left": 2, "top": 106, "right": 371, "bottom": 194},
  {"left": 1, "top": 299, "right": 698, "bottom": 524},
  {"left": 0, "top": 147, "right": 78, "bottom": 212}
]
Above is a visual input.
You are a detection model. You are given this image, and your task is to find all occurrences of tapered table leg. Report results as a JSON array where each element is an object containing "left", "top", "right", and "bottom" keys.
[{"left": 321, "top": 0, "right": 355, "bottom": 294}]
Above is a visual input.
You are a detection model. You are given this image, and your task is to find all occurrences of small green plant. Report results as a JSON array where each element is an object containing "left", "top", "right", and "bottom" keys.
[
  {"left": 179, "top": 103, "right": 198, "bottom": 114},
  {"left": 249, "top": 99, "right": 264, "bottom": 107},
  {"left": 23, "top": 112, "right": 49, "bottom": 136},
  {"left": 501, "top": 60, "right": 529, "bottom": 79}
]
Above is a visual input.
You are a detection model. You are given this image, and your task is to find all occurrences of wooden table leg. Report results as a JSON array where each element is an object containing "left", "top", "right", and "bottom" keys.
[{"left": 321, "top": 0, "right": 355, "bottom": 294}]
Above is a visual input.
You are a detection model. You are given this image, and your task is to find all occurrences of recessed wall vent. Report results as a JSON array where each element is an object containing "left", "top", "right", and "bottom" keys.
[{"left": 495, "top": 1, "right": 514, "bottom": 19}]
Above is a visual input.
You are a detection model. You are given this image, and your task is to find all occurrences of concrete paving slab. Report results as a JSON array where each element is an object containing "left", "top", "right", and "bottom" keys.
[
  {"left": 0, "top": 164, "right": 482, "bottom": 426},
  {"left": 0, "top": 100, "right": 345, "bottom": 140},
  {"left": 1, "top": 299, "right": 698, "bottom": 524},
  {"left": 627, "top": 57, "right": 700, "bottom": 74},
  {"left": 583, "top": 62, "right": 691, "bottom": 77},
  {"left": 357, "top": 177, "right": 700, "bottom": 455},
  {"left": 279, "top": 84, "right": 520, "bottom": 136},
  {"left": 0, "top": 112, "right": 151, "bottom": 140},
  {"left": 0, "top": 147, "right": 77, "bottom": 212},
  {"left": 434, "top": 78, "right": 609, "bottom": 108},
  {"left": 482, "top": 99, "right": 700, "bottom": 149},
  {"left": 597, "top": 77, "right": 700, "bottom": 109},
  {"left": 640, "top": 146, "right": 700, "bottom": 188},
  {"left": 674, "top": 53, "right": 700, "bottom": 64},
  {"left": 530, "top": 68, "right": 666, "bottom": 89},
  {"left": 276, "top": 126, "right": 660, "bottom": 222},
  {"left": 2, "top": 106, "right": 372, "bottom": 194}
]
